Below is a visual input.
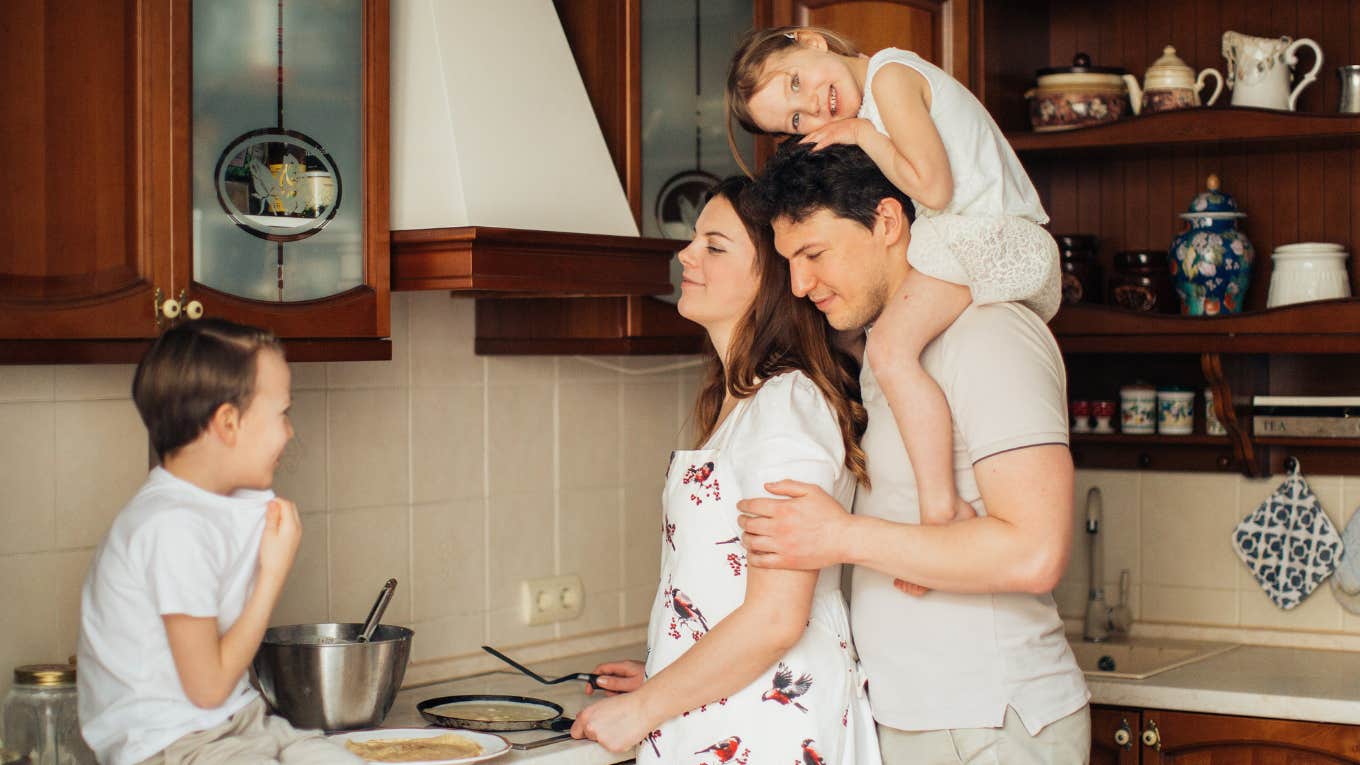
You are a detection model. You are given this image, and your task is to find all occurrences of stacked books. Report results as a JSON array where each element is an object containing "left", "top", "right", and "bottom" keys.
[{"left": 1252, "top": 396, "right": 1360, "bottom": 438}]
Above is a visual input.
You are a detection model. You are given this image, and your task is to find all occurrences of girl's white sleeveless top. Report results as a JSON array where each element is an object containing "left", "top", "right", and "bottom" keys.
[{"left": 857, "top": 48, "right": 1047, "bottom": 223}]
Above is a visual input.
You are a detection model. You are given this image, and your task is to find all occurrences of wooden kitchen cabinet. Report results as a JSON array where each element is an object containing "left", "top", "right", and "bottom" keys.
[
  {"left": 0, "top": 0, "right": 390, "bottom": 364},
  {"left": 1093, "top": 705, "right": 1360, "bottom": 764},
  {"left": 976, "top": 0, "right": 1360, "bottom": 476}
]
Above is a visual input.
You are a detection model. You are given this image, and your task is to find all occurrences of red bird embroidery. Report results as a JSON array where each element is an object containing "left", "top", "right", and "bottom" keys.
[
  {"left": 800, "top": 738, "right": 825, "bottom": 765},
  {"left": 761, "top": 662, "right": 812, "bottom": 712},
  {"left": 671, "top": 587, "right": 710, "bottom": 632},
  {"left": 694, "top": 736, "right": 741, "bottom": 762},
  {"left": 684, "top": 462, "right": 715, "bottom": 484}
]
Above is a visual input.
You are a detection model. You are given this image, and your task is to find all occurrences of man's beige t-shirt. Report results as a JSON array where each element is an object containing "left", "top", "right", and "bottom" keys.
[{"left": 851, "top": 302, "right": 1089, "bottom": 735}]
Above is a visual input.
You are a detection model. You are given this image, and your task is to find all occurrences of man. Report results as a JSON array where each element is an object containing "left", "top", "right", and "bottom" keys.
[{"left": 739, "top": 141, "right": 1090, "bottom": 764}]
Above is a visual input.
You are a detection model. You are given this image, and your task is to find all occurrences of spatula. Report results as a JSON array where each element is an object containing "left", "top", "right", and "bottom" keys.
[{"left": 482, "top": 645, "right": 600, "bottom": 689}]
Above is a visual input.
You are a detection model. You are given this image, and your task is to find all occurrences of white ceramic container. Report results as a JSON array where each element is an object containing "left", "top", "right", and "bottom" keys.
[
  {"left": 1266, "top": 245, "right": 1351, "bottom": 307},
  {"left": 1157, "top": 388, "right": 1196, "bottom": 435},
  {"left": 1120, "top": 385, "right": 1157, "bottom": 434}
]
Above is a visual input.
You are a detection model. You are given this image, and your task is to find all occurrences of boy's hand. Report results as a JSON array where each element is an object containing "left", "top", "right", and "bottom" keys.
[
  {"left": 258, "top": 498, "right": 302, "bottom": 581},
  {"left": 800, "top": 118, "right": 872, "bottom": 152}
]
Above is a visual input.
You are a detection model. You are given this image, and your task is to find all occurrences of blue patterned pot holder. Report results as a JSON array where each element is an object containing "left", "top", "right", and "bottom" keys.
[{"left": 1231, "top": 461, "right": 1343, "bottom": 610}]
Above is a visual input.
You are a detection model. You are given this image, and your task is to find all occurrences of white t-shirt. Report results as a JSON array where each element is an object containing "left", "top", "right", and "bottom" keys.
[
  {"left": 851, "top": 303, "right": 1089, "bottom": 734},
  {"left": 77, "top": 467, "right": 272, "bottom": 765},
  {"left": 856, "top": 48, "right": 1047, "bottom": 223}
]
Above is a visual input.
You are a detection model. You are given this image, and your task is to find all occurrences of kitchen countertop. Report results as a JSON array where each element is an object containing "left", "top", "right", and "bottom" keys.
[
  {"left": 383, "top": 646, "right": 647, "bottom": 764},
  {"left": 379, "top": 639, "right": 1360, "bottom": 763}
]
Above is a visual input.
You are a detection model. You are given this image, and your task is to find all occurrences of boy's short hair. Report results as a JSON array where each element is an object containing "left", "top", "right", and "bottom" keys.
[
  {"left": 745, "top": 140, "right": 915, "bottom": 231},
  {"left": 132, "top": 319, "right": 283, "bottom": 460}
]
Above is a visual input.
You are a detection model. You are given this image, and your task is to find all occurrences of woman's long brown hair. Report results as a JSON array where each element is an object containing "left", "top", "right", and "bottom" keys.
[{"left": 689, "top": 176, "right": 869, "bottom": 487}]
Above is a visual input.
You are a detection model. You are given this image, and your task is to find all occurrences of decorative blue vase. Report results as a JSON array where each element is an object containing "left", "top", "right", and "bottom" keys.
[{"left": 1169, "top": 175, "right": 1255, "bottom": 315}]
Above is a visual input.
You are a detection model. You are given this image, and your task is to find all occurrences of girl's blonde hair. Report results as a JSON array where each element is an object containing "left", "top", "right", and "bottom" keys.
[{"left": 724, "top": 26, "right": 861, "bottom": 175}]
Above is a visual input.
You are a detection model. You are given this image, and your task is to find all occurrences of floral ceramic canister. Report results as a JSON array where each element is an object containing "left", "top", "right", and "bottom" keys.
[{"left": 1169, "top": 174, "right": 1255, "bottom": 315}]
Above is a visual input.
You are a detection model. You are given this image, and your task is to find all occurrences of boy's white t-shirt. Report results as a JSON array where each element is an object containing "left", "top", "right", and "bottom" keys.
[
  {"left": 856, "top": 47, "right": 1047, "bottom": 223},
  {"left": 77, "top": 467, "right": 273, "bottom": 765}
]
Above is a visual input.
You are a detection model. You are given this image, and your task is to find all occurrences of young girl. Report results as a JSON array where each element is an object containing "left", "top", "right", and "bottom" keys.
[
  {"left": 726, "top": 27, "right": 1060, "bottom": 533},
  {"left": 570, "top": 177, "right": 879, "bottom": 764}
]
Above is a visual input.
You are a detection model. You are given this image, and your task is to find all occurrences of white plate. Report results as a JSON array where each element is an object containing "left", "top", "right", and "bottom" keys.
[{"left": 329, "top": 728, "right": 511, "bottom": 765}]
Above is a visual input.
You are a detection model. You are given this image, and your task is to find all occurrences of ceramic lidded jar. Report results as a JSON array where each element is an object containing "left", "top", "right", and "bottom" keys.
[
  {"left": 1027, "top": 53, "right": 1142, "bottom": 132},
  {"left": 1169, "top": 174, "right": 1255, "bottom": 315},
  {"left": 1141, "top": 45, "right": 1224, "bottom": 112}
]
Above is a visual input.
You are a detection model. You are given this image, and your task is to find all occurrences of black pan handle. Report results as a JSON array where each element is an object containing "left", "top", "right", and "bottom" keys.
[{"left": 547, "top": 716, "right": 574, "bottom": 732}]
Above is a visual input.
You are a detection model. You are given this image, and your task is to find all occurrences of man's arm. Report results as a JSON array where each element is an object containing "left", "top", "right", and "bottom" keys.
[{"left": 739, "top": 443, "right": 1072, "bottom": 593}]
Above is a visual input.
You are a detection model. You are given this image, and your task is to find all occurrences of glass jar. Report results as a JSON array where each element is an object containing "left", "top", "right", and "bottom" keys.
[
  {"left": 1110, "top": 250, "right": 1178, "bottom": 313},
  {"left": 2, "top": 665, "right": 95, "bottom": 765},
  {"left": 1058, "top": 234, "right": 1102, "bottom": 305}
]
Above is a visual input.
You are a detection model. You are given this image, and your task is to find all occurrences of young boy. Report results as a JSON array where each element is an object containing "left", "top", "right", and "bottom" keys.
[{"left": 76, "top": 319, "right": 362, "bottom": 765}]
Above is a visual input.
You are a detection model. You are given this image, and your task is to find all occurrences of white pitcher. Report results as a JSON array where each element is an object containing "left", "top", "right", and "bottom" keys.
[{"left": 1222, "top": 31, "right": 1323, "bottom": 110}]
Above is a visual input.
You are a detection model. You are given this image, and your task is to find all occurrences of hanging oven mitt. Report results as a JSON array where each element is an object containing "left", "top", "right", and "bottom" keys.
[
  {"left": 1231, "top": 460, "right": 1343, "bottom": 610},
  {"left": 1331, "top": 508, "right": 1360, "bottom": 595}
]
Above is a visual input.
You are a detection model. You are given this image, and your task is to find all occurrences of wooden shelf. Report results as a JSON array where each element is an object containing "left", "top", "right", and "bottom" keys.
[
  {"left": 473, "top": 295, "right": 703, "bottom": 355},
  {"left": 0, "top": 338, "right": 391, "bottom": 364},
  {"left": 1072, "top": 432, "right": 1233, "bottom": 446},
  {"left": 1006, "top": 108, "right": 1360, "bottom": 154},
  {"left": 390, "top": 226, "right": 677, "bottom": 297},
  {"left": 1050, "top": 300, "right": 1360, "bottom": 354}
]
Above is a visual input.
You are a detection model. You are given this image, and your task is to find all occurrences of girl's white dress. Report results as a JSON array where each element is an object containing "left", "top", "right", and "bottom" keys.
[
  {"left": 639, "top": 372, "right": 880, "bottom": 765},
  {"left": 857, "top": 48, "right": 1061, "bottom": 321}
]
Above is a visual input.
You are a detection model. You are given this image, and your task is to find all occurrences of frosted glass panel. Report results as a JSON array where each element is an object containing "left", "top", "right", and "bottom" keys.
[{"left": 193, "top": 0, "right": 364, "bottom": 303}]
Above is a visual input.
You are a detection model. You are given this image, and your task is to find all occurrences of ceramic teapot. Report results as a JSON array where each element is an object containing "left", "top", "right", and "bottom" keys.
[
  {"left": 1140, "top": 45, "right": 1224, "bottom": 112},
  {"left": 1222, "top": 31, "right": 1322, "bottom": 110}
]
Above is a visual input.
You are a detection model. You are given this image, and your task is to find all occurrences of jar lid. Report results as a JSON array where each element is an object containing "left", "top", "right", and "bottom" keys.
[
  {"left": 1120, "top": 383, "right": 1156, "bottom": 393},
  {"left": 1037, "top": 52, "right": 1128, "bottom": 77},
  {"left": 1114, "top": 250, "right": 1168, "bottom": 268},
  {"left": 1144, "top": 45, "right": 1195, "bottom": 88},
  {"left": 1157, "top": 385, "right": 1195, "bottom": 393},
  {"left": 14, "top": 663, "right": 76, "bottom": 686},
  {"left": 1183, "top": 174, "right": 1243, "bottom": 216}
]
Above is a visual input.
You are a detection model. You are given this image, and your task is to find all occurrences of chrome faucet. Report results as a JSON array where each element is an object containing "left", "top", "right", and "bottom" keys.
[{"left": 1084, "top": 487, "right": 1110, "bottom": 642}]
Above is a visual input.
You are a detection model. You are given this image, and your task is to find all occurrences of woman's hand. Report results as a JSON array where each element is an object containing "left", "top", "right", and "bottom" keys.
[
  {"left": 585, "top": 660, "right": 645, "bottom": 696},
  {"left": 570, "top": 692, "right": 654, "bottom": 753},
  {"left": 800, "top": 118, "right": 873, "bottom": 152}
]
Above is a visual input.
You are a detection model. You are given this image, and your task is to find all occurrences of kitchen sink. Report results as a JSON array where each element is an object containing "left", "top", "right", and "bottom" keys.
[{"left": 1068, "top": 637, "right": 1239, "bottom": 680}]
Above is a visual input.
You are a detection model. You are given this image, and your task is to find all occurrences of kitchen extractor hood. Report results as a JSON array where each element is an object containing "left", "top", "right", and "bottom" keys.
[{"left": 388, "top": 0, "right": 675, "bottom": 296}]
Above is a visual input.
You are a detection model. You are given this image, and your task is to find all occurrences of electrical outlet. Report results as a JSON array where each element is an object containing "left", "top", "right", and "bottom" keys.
[{"left": 521, "top": 574, "right": 585, "bottom": 626}]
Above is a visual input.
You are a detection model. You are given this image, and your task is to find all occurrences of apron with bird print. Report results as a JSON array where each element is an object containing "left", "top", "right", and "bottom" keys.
[{"left": 640, "top": 394, "right": 881, "bottom": 765}]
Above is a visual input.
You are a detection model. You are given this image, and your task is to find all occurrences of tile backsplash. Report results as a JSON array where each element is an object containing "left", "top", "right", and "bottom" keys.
[{"left": 2, "top": 295, "right": 1357, "bottom": 698}]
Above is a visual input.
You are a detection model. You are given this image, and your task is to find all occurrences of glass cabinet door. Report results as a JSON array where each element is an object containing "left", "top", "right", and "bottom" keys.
[{"left": 192, "top": 0, "right": 365, "bottom": 303}]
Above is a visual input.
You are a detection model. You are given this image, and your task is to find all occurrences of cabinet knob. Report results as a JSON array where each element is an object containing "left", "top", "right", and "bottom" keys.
[
  {"left": 160, "top": 298, "right": 181, "bottom": 320},
  {"left": 1137, "top": 452, "right": 1152, "bottom": 468},
  {"left": 1141, "top": 719, "right": 1162, "bottom": 750},
  {"left": 1114, "top": 719, "right": 1132, "bottom": 748},
  {"left": 185, "top": 300, "right": 204, "bottom": 320}
]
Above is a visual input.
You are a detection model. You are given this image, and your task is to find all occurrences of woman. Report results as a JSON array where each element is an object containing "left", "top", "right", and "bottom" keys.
[{"left": 569, "top": 177, "right": 881, "bottom": 764}]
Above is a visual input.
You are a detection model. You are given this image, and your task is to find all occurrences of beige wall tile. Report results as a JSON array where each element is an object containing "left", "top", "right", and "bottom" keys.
[
  {"left": 0, "top": 366, "right": 54, "bottom": 402},
  {"left": 1140, "top": 472, "right": 1239, "bottom": 589},
  {"left": 412, "top": 499, "right": 486, "bottom": 622},
  {"left": 409, "top": 293, "right": 483, "bottom": 387},
  {"left": 0, "top": 554, "right": 62, "bottom": 697},
  {"left": 410, "top": 613, "right": 486, "bottom": 663},
  {"left": 560, "top": 489, "right": 622, "bottom": 595},
  {"left": 272, "top": 390, "right": 327, "bottom": 514},
  {"left": 488, "top": 493, "right": 555, "bottom": 605},
  {"left": 488, "top": 605, "right": 556, "bottom": 647},
  {"left": 327, "top": 293, "right": 410, "bottom": 388},
  {"left": 487, "top": 385, "right": 554, "bottom": 496},
  {"left": 54, "top": 401, "right": 148, "bottom": 548},
  {"left": 558, "top": 357, "right": 622, "bottom": 384},
  {"left": 411, "top": 386, "right": 485, "bottom": 503},
  {"left": 327, "top": 389, "right": 410, "bottom": 510},
  {"left": 623, "top": 382, "right": 683, "bottom": 487},
  {"left": 273, "top": 513, "right": 330, "bottom": 626},
  {"left": 623, "top": 585, "right": 655, "bottom": 627},
  {"left": 330, "top": 506, "right": 411, "bottom": 626},
  {"left": 487, "top": 356, "right": 557, "bottom": 387},
  {"left": 1239, "top": 584, "right": 1343, "bottom": 632},
  {"left": 53, "top": 548, "right": 95, "bottom": 660},
  {"left": 1053, "top": 580, "right": 1087, "bottom": 620},
  {"left": 678, "top": 371, "right": 703, "bottom": 448},
  {"left": 559, "top": 383, "right": 621, "bottom": 490},
  {"left": 53, "top": 365, "right": 135, "bottom": 401},
  {"left": 289, "top": 362, "right": 327, "bottom": 391},
  {"left": 1140, "top": 585, "right": 1237, "bottom": 625},
  {"left": 0, "top": 403, "right": 55, "bottom": 554},
  {"left": 560, "top": 589, "right": 622, "bottom": 637},
  {"left": 623, "top": 482, "right": 664, "bottom": 586}
]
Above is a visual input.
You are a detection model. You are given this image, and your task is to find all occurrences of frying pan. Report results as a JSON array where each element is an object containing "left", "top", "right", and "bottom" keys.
[{"left": 418, "top": 694, "right": 575, "bottom": 751}]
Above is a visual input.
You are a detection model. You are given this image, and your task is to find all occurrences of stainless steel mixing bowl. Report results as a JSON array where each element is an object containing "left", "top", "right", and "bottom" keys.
[{"left": 253, "top": 623, "right": 413, "bottom": 732}]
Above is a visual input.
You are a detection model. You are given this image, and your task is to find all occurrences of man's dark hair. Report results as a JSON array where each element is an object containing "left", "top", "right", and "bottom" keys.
[{"left": 745, "top": 141, "right": 915, "bottom": 231}]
